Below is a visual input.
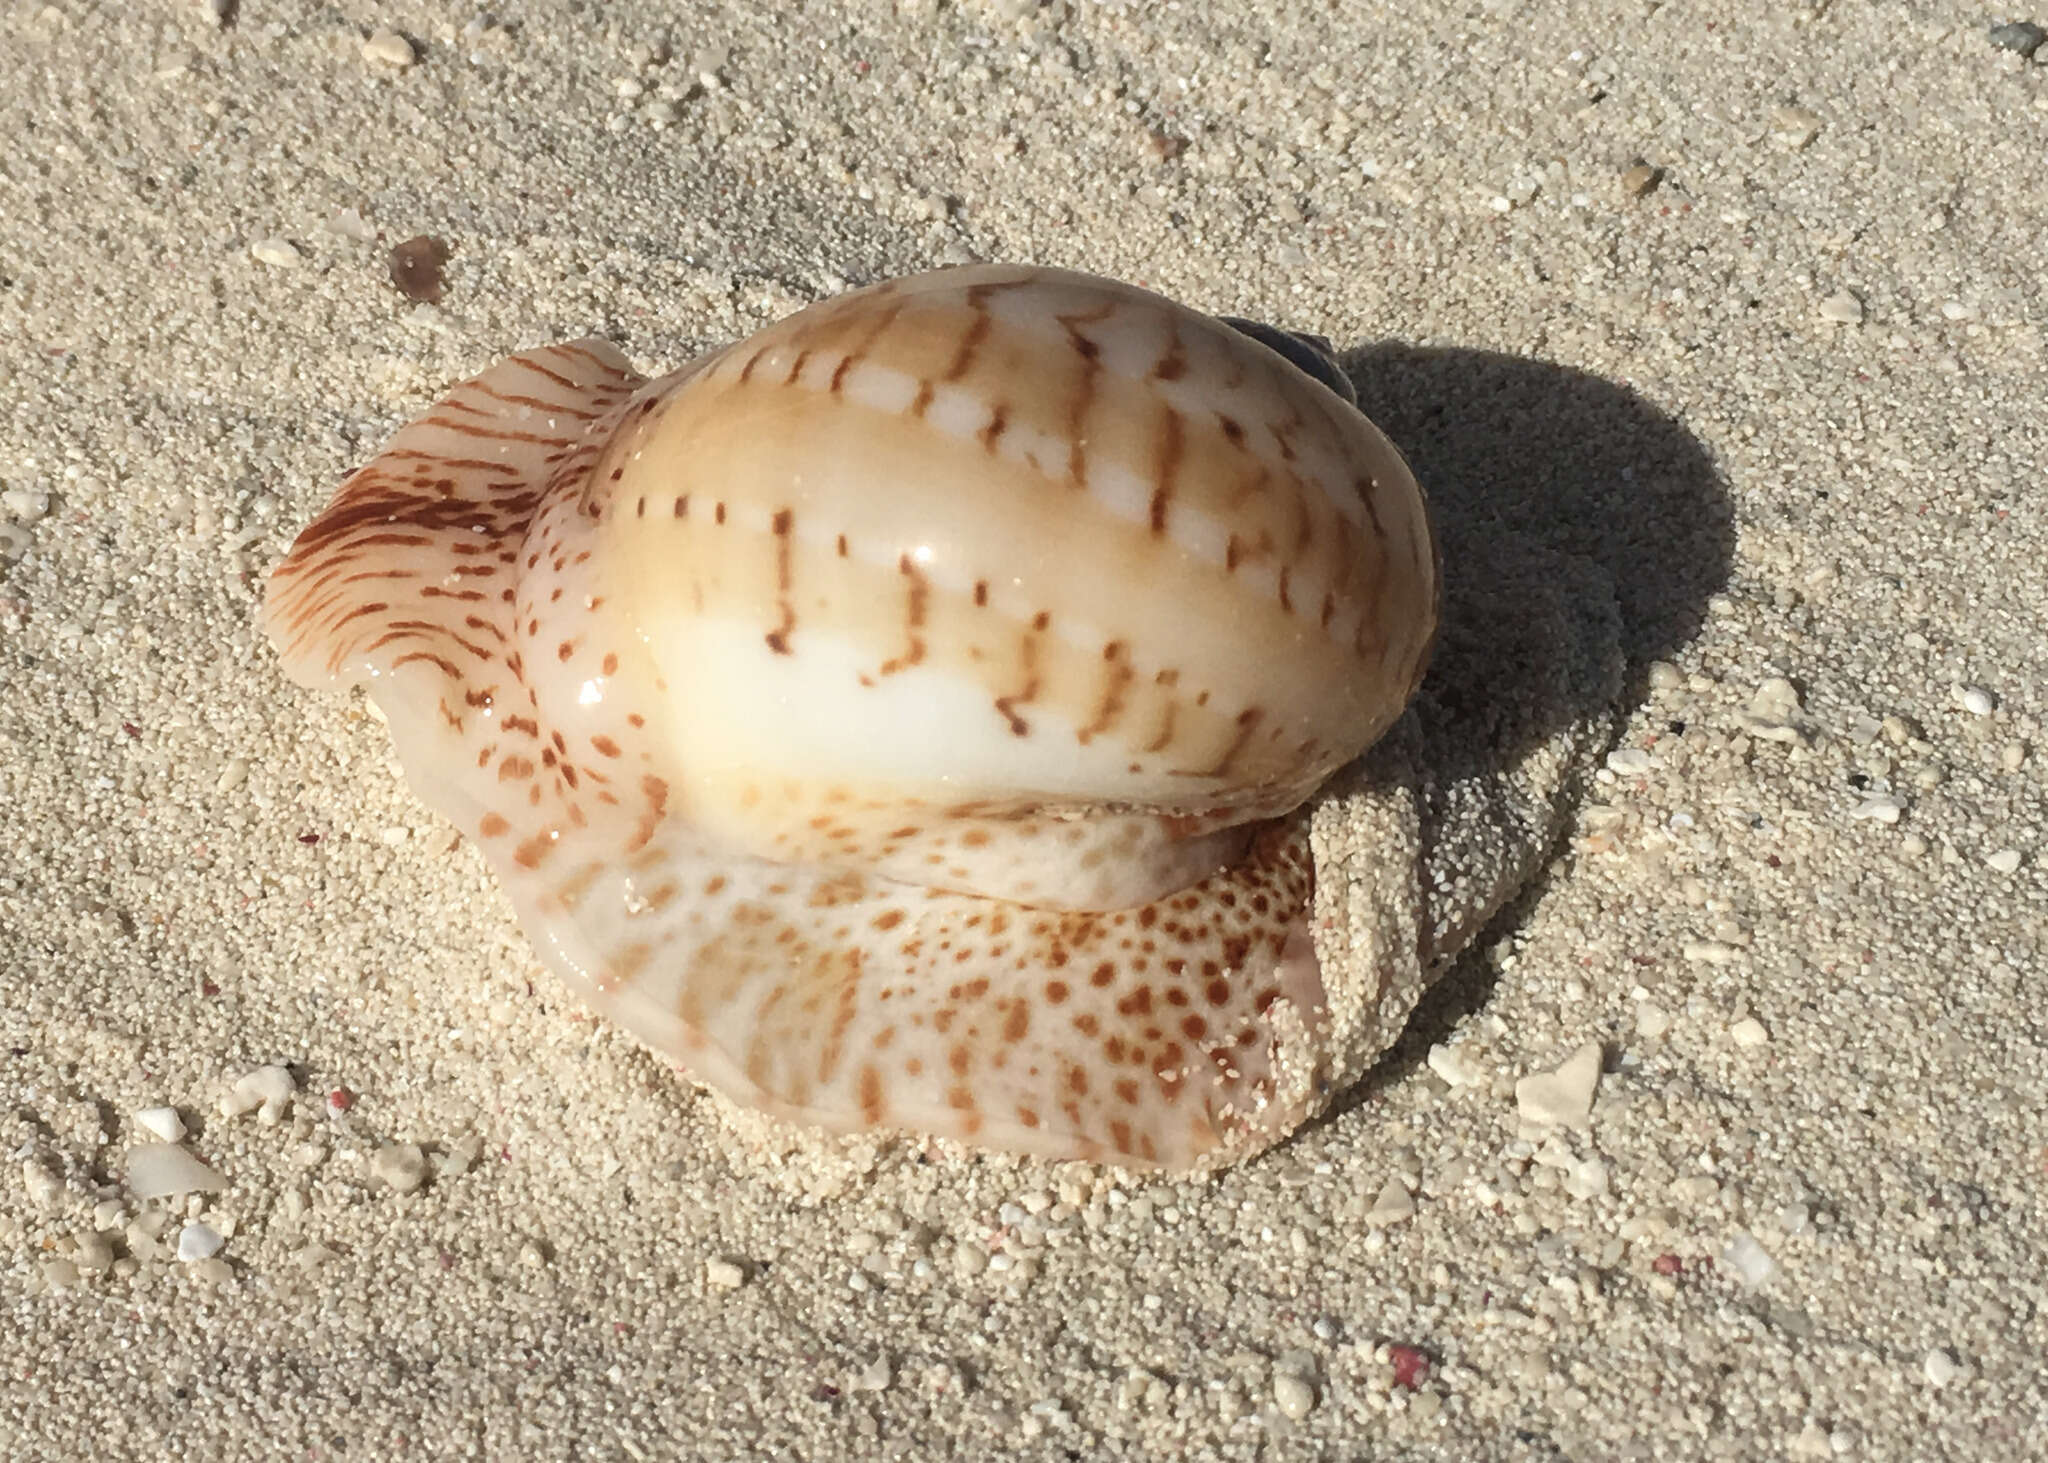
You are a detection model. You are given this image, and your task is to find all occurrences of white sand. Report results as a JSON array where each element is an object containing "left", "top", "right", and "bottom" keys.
[{"left": 4, "top": 2, "right": 2046, "bottom": 1458}]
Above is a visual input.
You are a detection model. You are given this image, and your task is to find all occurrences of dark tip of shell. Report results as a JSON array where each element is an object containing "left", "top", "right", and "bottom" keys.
[{"left": 1216, "top": 317, "right": 1357, "bottom": 406}]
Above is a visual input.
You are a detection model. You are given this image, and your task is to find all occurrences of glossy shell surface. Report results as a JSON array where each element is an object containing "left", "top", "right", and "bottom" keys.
[{"left": 262, "top": 265, "right": 1438, "bottom": 1169}]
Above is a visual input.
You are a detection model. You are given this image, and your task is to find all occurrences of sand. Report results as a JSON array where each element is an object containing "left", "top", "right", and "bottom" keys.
[{"left": 3, "top": 1, "right": 2045, "bottom": 1458}]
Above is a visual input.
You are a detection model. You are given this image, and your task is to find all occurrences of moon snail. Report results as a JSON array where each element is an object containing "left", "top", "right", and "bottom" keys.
[{"left": 262, "top": 264, "right": 1439, "bottom": 1170}]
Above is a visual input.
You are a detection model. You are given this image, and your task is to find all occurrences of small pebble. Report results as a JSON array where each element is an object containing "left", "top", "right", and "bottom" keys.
[
  {"left": 1771, "top": 106, "right": 1823, "bottom": 149},
  {"left": 1818, "top": 292, "right": 1864, "bottom": 324},
  {"left": 1516, "top": 1042, "right": 1603, "bottom": 1135},
  {"left": 1387, "top": 1345, "right": 1431, "bottom": 1389},
  {"left": 1740, "top": 678, "right": 1813, "bottom": 742},
  {"left": 362, "top": 28, "right": 417, "bottom": 70},
  {"left": 389, "top": 235, "right": 451, "bottom": 304},
  {"left": 1721, "top": 1231, "right": 1779, "bottom": 1289},
  {"left": 1023, "top": 1398, "right": 1070, "bottom": 1433},
  {"left": 705, "top": 1258, "right": 746, "bottom": 1290},
  {"left": 1564, "top": 1147, "right": 1613, "bottom": 1196},
  {"left": 42, "top": 1257, "right": 80, "bottom": 1291},
  {"left": 1272, "top": 1370, "right": 1316, "bottom": 1420},
  {"left": 953, "top": 1242, "right": 989, "bottom": 1278},
  {"left": 176, "top": 1221, "right": 225, "bottom": 1263},
  {"left": 1728, "top": 1017, "right": 1770, "bottom": 1048},
  {"left": 126, "top": 1143, "right": 226, "bottom": 1200},
  {"left": 436, "top": 1135, "right": 483, "bottom": 1179},
  {"left": 326, "top": 207, "right": 377, "bottom": 242},
  {"left": 1850, "top": 794, "right": 1906, "bottom": 824},
  {"left": 1620, "top": 162, "right": 1660, "bottom": 197},
  {"left": 371, "top": 1142, "right": 430, "bottom": 1194},
  {"left": 1, "top": 487, "right": 50, "bottom": 521},
  {"left": 1426, "top": 1041, "right": 1483, "bottom": 1088},
  {"left": 853, "top": 1354, "right": 893, "bottom": 1392},
  {"left": 1957, "top": 686, "right": 1996, "bottom": 717},
  {"left": 250, "top": 238, "right": 303, "bottom": 269},
  {"left": 220, "top": 1064, "right": 296, "bottom": 1119},
  {"left": 1118, "top": 1367, "right": 1165, "bottom": 1409},
  {"left": 125, "top": 1214, "right": 167, "bottom": 1258},
  {"left": 1366, "top": 1177, "right": 1416, "bottom": 1226},
  {"left": 691, "top": 45, "right": 728, "bottom": 90},
  {"left": 1606, "top": 747, "right": 1653, "bottom": 776},
  {"left": 295, "top": 1243, "right": 340, "bottom": 1270},
  {"left": 1790, "top": 1421, "right": 1834, "bottom": 1458},
  {"left": 1683, "top": 940, "right": 1742, "bottom": 964},
  {"left": 1923, "top": 1347, "right": 1962, "bottom": 1387},
  {"left": 1672, "top": 1174, "right": 1721, "bottom": 1204},
  {"left": 73, "top": 1232, "right": 114, "bottom": 1272},
  {"left": 1986, "top": 848, "right": 2023, "bottom": 875},
  {"left": 134, "top": 1106, "right": 186, "bottom": 1143},
  {"left": 22, "top": 1158, "right": 63, "bottom": 1208},
  {"left": 1988, "top": 21, "right": 2046, "bottom": 57},
  {"left": 1563, "top": 1158, "right": 1610, "bottom": 1200}
]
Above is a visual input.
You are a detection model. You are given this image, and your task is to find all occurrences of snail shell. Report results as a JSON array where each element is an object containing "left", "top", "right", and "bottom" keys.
[{"left": 263, "top": 265, "right": 1437, "bottom": 1169}]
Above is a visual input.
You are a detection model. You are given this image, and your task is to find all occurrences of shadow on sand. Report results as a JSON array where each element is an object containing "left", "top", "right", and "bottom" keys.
[{"left": 1322, "top": 340, "right": 1736, "bottom": 1124}]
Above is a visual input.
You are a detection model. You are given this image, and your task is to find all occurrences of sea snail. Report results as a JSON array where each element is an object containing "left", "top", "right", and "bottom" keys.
[{"left": 263, "top": 264, "right": 1438, "bottom": 1170}]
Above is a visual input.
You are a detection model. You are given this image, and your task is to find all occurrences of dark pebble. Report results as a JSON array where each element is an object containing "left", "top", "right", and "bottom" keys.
[
  {"left": 1988, "top": 21, "right": 2046, "bottom": 57},
  {"left": 389, "top": 235, "right": 452, "bottom": 304}
]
